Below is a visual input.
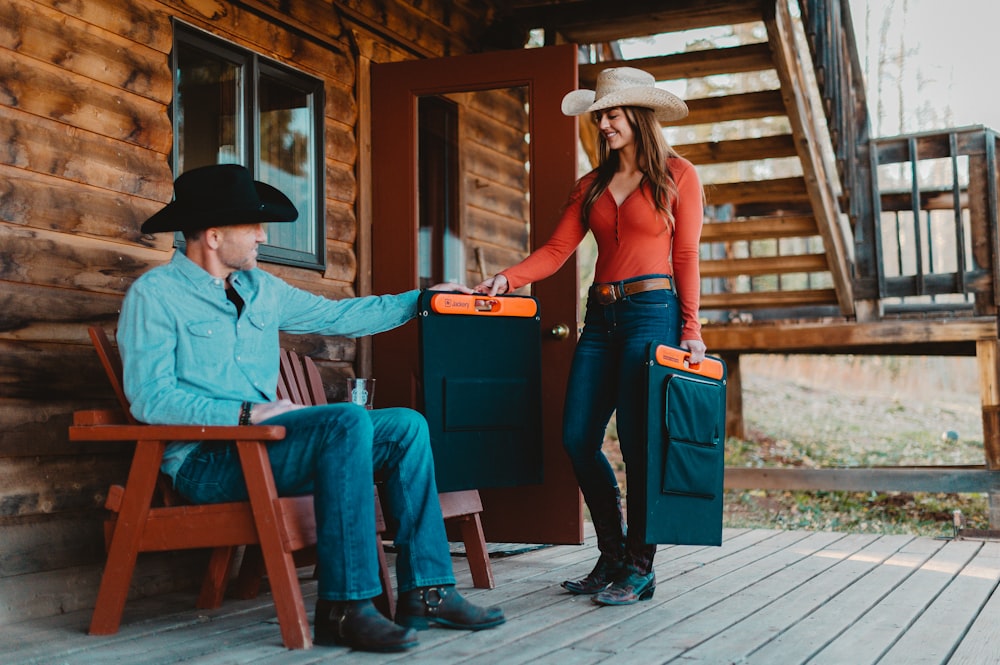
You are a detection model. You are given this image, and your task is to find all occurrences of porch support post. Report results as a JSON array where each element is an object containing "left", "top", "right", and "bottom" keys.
[
  {"left": 722, "top": 352, "right": 743, "bottom": 441},
  {"left": 976, "top": 338, "right": 1000, "bottom": 528}
]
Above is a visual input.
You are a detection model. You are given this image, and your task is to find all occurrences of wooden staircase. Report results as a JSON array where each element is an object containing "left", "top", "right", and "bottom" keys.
[
  {"left": 503, "top": 0, "right": 1000, "bottom": 524},
  {"left": 575, "top": 0, "right": 854, "bottom": 322}
]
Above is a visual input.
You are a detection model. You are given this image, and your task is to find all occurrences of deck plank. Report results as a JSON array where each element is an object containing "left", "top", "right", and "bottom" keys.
[
  {"left": 808, "top": 539, "right": 983, "bottom": 664},
  {"left": 939, "top": 541, "right": 1000, "bottom": 665},
  {"left": 745, "top": 535, "right": 944, "bottom": 664},
  {"left": 669, "top": 533, "right": 909, "bottom": 663},
  {"left": 878, "top": 540, "right": 1000, "bottom": 665},
  {"left": 5, "top": 529, "right": 1000, "bottom": 664}
]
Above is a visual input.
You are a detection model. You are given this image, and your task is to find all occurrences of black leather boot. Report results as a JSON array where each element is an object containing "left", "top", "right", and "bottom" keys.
[
  {"left": 562, "top": 552, "right": 626, "bottom": 594},
  {"left": 625, "top": 530, "right": 657, "bottom": 575},
  {"left": 314, "top": 598, "right": 418, "bottom": 652},
  {"left": 395, "top": 585, "right": 505, "bottom": 631},
  {"left": 562, "top": 487, "right": 626, "bottom": 594},
  {"left": 592, "top": 566, "right": 656, "bottom": 606}
]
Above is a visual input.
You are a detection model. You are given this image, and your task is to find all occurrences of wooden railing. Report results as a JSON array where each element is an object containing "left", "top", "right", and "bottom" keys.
[
  {"left": 797, "top": 1, "right": 999, "bottom": 318},
  {"left": 797, "top": 0, "right": 877, "bottom": 283},
  {"left": 867, "top": 127, "right": 1000, "bottom": 314}
]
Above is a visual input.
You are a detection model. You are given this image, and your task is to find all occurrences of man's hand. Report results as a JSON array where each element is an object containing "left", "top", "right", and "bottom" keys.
[
  {"left": 680, "top": 339, "right": 707, "bottom": 365},
  {"left": 428, "top": 282, "right": 474, "bottom": 294},
  {"left": 250, "top": 399, "right": 306, "bottom": 424}
]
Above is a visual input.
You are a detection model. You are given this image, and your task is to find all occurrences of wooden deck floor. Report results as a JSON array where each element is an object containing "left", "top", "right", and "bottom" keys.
[{"left": 5, "top": 526, "right": 1000, "bottom": 664}]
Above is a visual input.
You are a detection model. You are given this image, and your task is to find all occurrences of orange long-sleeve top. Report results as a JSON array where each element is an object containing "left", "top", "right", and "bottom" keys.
[{"left": 500, "top": 156, "right": 704, "bottom": 342}]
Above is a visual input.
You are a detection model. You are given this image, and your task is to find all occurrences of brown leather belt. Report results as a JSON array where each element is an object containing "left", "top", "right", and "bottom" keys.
[{"left": 591, "top": 276, "right": 673, "bottom": 305}]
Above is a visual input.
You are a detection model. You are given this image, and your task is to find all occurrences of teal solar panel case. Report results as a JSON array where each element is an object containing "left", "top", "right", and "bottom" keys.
[
  {"left": 644, "top": 342, "right": 727, "bottom": 545},
  {"left": 418, "top": 291, "right": 543, "bottom": 492}
]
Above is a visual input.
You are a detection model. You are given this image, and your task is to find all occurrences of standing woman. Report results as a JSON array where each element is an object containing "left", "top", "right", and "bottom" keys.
[{"left": 475, "top": 67, "right": 707, "bottom": 606}]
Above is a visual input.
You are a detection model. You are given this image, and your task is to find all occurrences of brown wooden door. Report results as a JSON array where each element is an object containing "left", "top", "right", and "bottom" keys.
[{"left": 371, "top": 45, "right": 583, "bottom": 544}]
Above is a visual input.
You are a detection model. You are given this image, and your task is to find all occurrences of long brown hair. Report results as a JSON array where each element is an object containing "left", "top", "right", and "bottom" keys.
[{"left": 580, "top": 106, "right": 680, "bottom": 231}]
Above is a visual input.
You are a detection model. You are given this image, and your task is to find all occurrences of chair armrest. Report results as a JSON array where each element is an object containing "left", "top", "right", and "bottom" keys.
[{"left": 69, "top": 423, "right": 286, "bottom": 442}]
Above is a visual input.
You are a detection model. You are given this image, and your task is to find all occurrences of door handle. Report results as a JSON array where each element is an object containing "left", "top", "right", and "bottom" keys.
[{"left": 548, "top": 323, "right": 571, "bottom": 341}]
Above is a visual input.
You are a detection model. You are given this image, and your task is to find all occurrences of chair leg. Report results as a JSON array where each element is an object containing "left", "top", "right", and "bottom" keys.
[
  {"left": 196, "top": 546, "right": 237, "bottom": 609},
  {"left": 438, "top": 490, "right": 495, "bottom": 589},
  {"left": 231, "top": 545, "right": 266, "bottom": 600},
  {"left": 371, "top": 486, "right": 395, "bottom": 619},
  {"left": 90, "top": 443, "right": 164, "bottom": 635},
  {"left": 458, "top": 513, "right": 495, "bottom": 589},
  {"left": 237, "top": 441, "right": 311, "bottom": 649},
  {"left": 372, "top": 538, "right": 396, "bottom": 620}
]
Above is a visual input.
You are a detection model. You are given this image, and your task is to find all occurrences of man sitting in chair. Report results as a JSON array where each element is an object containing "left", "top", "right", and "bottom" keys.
[{"left": 117, "top": 164, "right": 504, "bottom": 653}]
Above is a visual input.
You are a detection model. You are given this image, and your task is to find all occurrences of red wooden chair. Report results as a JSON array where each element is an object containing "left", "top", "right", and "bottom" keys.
[
  {"left": 275, "top": 349, "right": 495, "bottom": 590},
  {"left": 73, "top": 327, "right": 392, "bottom": 649}
]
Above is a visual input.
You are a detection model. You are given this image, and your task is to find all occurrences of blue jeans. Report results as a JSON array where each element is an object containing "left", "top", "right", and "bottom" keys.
[
  {"left": 173, "top": 403, "right": 455, "bottom": 601},
  {"left": 562, "top": 274, "right": 681, "bottom": 545}
]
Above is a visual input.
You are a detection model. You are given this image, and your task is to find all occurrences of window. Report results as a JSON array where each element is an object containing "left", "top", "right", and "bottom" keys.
[
  {"left": 417, "top": 96, "right": 463, "bottom": 288},
  {"left": 172, "top": 24, "right": 325, "bottom": 269}
]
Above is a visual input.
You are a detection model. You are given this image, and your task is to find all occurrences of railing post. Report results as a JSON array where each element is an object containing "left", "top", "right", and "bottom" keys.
[
  {"left": 987, "top": 130, "right": 1000, "bottom": 308},
  {"left": 977, "top": 339, "right": 1000, "bottom": 529}
]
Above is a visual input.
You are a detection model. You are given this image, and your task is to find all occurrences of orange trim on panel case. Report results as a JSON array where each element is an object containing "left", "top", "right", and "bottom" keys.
[
  {"left": 654, "top": 344, "right": 724, "bottom": 380},
  {"left": 429, "top": 293, "right": 538, "bottom": 318}
]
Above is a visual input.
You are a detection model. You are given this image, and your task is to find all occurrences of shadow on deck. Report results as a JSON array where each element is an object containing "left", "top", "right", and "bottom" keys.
[{"left": 6, "top": 525, "right": 999, "bottom": 664}]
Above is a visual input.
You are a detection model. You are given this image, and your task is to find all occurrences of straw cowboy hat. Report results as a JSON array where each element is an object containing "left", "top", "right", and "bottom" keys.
[
  {"left": 561, "top": 66, "right": 688, "bottom": 122},
  {"left": 142, "top": 164, "right": 298, "bottom": 234}
]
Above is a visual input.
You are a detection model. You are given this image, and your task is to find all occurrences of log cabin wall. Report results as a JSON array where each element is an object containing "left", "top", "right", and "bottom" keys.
[{"left": 0, "top": 0, "right": 509, "bottom": 624}]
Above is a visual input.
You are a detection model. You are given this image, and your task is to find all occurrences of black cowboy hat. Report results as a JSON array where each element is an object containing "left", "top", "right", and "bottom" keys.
[{"left": 141, "top": 164, "right": 299, "bottom": 234}]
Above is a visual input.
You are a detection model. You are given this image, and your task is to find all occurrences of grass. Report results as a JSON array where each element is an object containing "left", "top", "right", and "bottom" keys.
[{"left": 603, "top": 354, "right": 992, "bottom": 537}]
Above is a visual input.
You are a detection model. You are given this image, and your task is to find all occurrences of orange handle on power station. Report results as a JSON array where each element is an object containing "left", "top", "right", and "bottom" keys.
[
  {"left": 429, "top": 293, "right": 538, "bottom": 318},
  {"left": 654, "top": 344, "right": 725, "bottom": 380}
]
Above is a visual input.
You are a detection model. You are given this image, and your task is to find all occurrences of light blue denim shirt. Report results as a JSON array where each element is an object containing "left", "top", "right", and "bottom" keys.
[{"left": 118, "top": 250, "right": 419, "bottom": 478}]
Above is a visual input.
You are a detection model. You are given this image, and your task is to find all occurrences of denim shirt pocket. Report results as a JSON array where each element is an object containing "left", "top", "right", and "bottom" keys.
[
  {"left": 187, "top": 319, "right": 225, "bottom": 338},
  {"left": 242, "top": 309, "right": 273, "bottom": 357},
  {"left": 184, "top": 319, "right": 229, "bottom": 374},
  {"left": 246, "top": 309, "right": 270, "bottom": 331}
]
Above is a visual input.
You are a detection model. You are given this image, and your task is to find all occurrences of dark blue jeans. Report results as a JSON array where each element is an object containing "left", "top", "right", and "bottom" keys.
[
  {"left": 173, "top": 404, "right": 455, "bottom": 601},
  {"left": 562, "top": 274, "right": 681, "bottom": 559}
]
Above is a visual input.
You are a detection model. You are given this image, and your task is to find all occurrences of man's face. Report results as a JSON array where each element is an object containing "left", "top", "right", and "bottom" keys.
[{"left": 215, "top": 223, "right": 267, "bottom": 272}]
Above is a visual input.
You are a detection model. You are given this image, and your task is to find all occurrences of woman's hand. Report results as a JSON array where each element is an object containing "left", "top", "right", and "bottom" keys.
[
  {"left": 473, "top": 274, "right": 509, "bottom": 296},
  {"left": 680, "top": 339, "right": 707, "bottom": 365}
]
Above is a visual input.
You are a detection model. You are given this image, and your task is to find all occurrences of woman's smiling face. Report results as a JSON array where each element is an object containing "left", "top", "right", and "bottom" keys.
[{"left": 594, "top": 106, "right": 635, "bottom": 150}]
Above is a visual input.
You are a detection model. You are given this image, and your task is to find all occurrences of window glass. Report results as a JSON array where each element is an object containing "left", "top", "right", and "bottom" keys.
[
  {"left": 175, "top": 44, "right": 243, "bottom": 171},
  {"left": 258, "top": 72, "right": 315, "bottom": 256},
  {"left": 172, "top": 26, "right": 324, "bottom": 269}
]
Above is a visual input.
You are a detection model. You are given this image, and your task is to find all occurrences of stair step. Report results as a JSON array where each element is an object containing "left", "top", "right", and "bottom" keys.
[
  {"left": 678, "top": 134, "right": 798, "bottom": 165},
  {"left": 678, "top": 89, "right": 786, "bottom": 126},
  {"left": 530, "top": 0, "right": 766, "bottom": 44},
  {"left": 701, "top": 288, "right": 839, "bottom": 310},
  {"left": 701, "top": 253, "right": 829, "bottom": 278},
  {"left": 705, "top": 176, "right": 808, "bottom": 206},
  {"left": 701, "top": 215, "right": 818, "bottom": 241},
  {"left": 581, "top": 43, "right": 774, "bottom": 84}
]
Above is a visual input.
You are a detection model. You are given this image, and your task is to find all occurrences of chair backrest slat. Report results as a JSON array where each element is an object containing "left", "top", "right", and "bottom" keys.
[
  {"left": 88, "top": 327, "right": 139, "bottom": 424},
  {"left": 277, "top": 349, "right": 304, "bottom": 404},
  {"left": 280, "top": 350, "right": 328, "bottom": 407}
]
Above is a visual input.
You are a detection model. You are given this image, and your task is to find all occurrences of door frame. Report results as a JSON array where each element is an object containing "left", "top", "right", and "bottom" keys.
[{"left": 370, "top": 44, "right": 583, "bottom": 543}]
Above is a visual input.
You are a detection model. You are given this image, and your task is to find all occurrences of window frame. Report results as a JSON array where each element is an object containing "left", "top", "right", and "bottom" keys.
[{"left": 170, "top": 23, "right": 326, "bottom": 270}]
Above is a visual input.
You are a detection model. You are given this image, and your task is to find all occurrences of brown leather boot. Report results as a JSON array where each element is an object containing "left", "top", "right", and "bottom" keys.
[
  {"left": 395, "top": 585, "right": 505, "bottom": 631},
  {"left": 314, "top": 598, "right": 418, "bottom": 652}
]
